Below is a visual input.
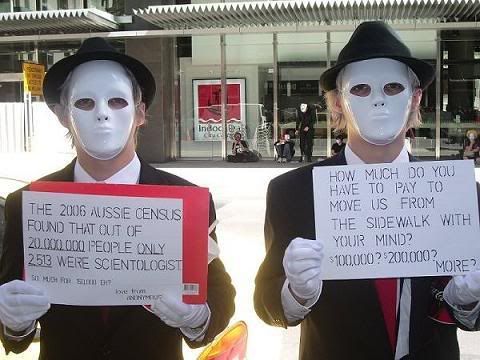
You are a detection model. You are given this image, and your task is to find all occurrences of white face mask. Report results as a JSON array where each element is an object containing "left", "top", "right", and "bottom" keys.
[
  {"left": 469, "top": 134, "right": 476, "bottom": 141},
  {"left": 339, "top": 58, "right": 414, "bottom": 145},
  {"left": 300, "top": 104, "right": 308, "bottom": 113},
  {"left": 67, "top": 60, "right": 136, "bottom": 160},
  {"left": 336, "top": 139, "right": 342, "bottom": 144}
]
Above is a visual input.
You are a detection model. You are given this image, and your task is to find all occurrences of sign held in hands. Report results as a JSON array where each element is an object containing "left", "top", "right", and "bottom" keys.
[
  {"left": 23, "top": 181, "right": 210, "bottom": 305},
  {"left": 313, "top": 160, "right": 480, "bottom": 280}
]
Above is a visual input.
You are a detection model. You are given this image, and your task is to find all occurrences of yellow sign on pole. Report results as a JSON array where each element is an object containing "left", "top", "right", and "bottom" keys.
[{"left": 22, "top": 62, "right": 45, "bottom": 96}]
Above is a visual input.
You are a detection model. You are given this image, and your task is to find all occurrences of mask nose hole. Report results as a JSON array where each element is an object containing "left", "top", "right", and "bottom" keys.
[
  {"left": 374, "top": 102, "right": 385, "bottom": 107},
  {"left": 97, "top": 115, "right": 109, "bottom": 121}
]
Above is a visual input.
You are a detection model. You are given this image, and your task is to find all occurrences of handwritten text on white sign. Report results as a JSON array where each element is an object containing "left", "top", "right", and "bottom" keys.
[{"left": 313, "top": 160, "right": 480, "bottom": 280}]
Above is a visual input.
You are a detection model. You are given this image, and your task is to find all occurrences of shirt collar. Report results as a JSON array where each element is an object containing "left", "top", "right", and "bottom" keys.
[
  {"left": 74, "top": 154, "right": 141, "bottom": 184},
  {"left": 345, "top": 143, "right": 409, "bottom": 165}
]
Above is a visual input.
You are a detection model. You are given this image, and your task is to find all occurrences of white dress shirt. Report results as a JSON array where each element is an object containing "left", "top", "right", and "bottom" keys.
[{"left": 74, "top": 154, "right": 141, "bottom": 184}]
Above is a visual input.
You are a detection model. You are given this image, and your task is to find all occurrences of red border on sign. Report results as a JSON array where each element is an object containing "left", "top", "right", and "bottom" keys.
[{"left": 28, "top": 181, "right": 209, "bottom": 304}]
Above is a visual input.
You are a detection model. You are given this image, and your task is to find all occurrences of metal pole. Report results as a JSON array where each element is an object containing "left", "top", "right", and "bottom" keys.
[
  {"left": 273, "top": 33, "right": 278, "bottom": 146},
  {"left": 220, "top": 34, "right": 227, "bottom": 160},
  {"left": 172, "top": 37, "right": 180, "bottom": 160},
  {"left": 435, "top": 30, "right": 441, "bottom": 159},
  {"left": 23, "top": 91, "right": 32, "bottom": 152},
  {"left": 31, "top": 42, "right": 39, "bottom": 139},
  {"left": 326, "top": 31, "right": 331, "bottom": 157}
]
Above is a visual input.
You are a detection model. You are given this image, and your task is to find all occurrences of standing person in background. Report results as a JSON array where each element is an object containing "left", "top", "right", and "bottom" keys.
[
  {"left": 254, "top": 21, "right": 480, "bottom": 360},
  {"left": 0, "top": 37, "right": 235, "bottom": 360},
  {"left": 296, "top": 103, "right": 315, "bottom": 162}
]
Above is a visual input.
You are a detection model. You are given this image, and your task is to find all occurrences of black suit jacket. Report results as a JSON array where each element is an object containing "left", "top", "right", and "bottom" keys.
[
  {"left": 0, "top": 158, "right": 235, "bottom": 360},
  {"left": 254, "top": 150, "right": 475, "bottom": 360},
  {"left": 296, "top": 107, "right": 315, "bottom": 136}
]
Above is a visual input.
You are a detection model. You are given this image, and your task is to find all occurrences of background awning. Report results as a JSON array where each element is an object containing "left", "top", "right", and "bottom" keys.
[
  {"left": 134, "top": 0, "right": 480, "bottom": 30},
  {"left": 0, "top": 8, "right": 118, "bottom": 36}
]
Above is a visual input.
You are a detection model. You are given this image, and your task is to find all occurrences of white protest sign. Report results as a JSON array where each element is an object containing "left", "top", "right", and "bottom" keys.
[
  {"left": 23, "top": 191, "right": 184, "bottom": 305},
  {"left": 313, "top": 160, "right": 480, "bottom": 280}
]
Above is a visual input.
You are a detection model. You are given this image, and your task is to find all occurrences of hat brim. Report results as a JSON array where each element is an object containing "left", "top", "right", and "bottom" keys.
[
  {"left": 43, "top": 51, "right": 156, "bottom": 109},
  {"left": 320, "top": 55, "right": 435, "bottom": 92}
]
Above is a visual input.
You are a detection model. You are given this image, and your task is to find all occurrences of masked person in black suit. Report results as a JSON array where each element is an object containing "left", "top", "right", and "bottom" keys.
[
  {"left": 254, "top": 21, "right": 480, "bottom": 360},
  {"left": 296, "top": 103, "right": 315, "bottom": 162},
  {"left": 0, "top": 38, "right": 235, "bottom": 360}
]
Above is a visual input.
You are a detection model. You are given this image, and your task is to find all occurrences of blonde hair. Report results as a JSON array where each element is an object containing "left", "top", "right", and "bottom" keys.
[
  {"left": 466, "top": 129, "right": 478, "bottom": 139},
  {"left": 325, "top": 66, "right": 422, "bottom": 133}
]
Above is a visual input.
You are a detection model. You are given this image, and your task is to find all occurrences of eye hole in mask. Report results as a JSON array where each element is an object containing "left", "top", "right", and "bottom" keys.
[
  {"left": 349, "top": 82, "right": 406, "bottom": 97},
  {"left": 74, "top": 98, "right": 95, "bottom": 111},
  {"left": 108, "top": 97, "right": 129, "bottom": 110},
  {"left": 383, "top": 82, "right": 405, "bottom": 96},
  {"left": 73, "top": 97, "right": 129, "bottom": 111}
]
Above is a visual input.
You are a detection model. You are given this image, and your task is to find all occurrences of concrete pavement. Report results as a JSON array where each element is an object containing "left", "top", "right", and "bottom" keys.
[{"left": 0, "top": 152, "right": 480, "bottom": 359}]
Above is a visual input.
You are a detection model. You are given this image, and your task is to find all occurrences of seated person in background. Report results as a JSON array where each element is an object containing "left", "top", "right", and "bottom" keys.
[
  {"left": 463, "top": 129, "right": 480, "bottom": 162},
  {"left": 330, "top": 135, "right": 346, "bottom": 155},
  {"left": 227, "top": 132, "right": 259, "bottom": 162},
  {"left": 274, "top": 133, "right": 295, "bottom": 162}
]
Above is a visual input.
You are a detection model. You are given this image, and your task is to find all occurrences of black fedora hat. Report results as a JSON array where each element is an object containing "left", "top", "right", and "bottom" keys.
[
  {"left": 43, "top": 37, "right": 156, "bottom": 109},
  {"left": 320, "top": 21, "right": 435, "bottom": 91}
]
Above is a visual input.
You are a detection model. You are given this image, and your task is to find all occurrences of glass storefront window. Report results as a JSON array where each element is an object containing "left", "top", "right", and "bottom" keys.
[
  {"left": 225, "top": 34, "right": 273, "bottom": 158},
  {"left": 3, "top": 0, "right": 112, "bottom": 11},
  {"left": 278, "top": 33, "right": 326, "bottom": 160},
  {"left": 0, "top": 0, "right": 11, "bottom": 11},
  {"left": 179, "top": 35, "right": 221, "bottom": 158},
  {"left": 398, "top": 30, "right": 437, "bottom": 159},
  {"left": 87, "top": 0, "right": 124, "bottom": 15},
  {"left": 0, "top": 42, "right": 36, "bottom": 102},
  {"left": 440, "top": 30, "right": 480, "bottom": 161},
  {"left": 179, "top": 34, "right": 276, "bottom": 159},
  {"left": 39, "top": 0, "right": 83, "bottom": 10},
  {"left": 12, "top": 0, "right": 34, "bottom": 11}
]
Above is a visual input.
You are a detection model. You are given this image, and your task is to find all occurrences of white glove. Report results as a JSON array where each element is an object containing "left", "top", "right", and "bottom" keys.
[
  {"left": 151, "top": 294, "right": 209, "bottom": 329},
  {"left": 0, "top": 280, "right": 50, "bottom": 332},
  {"left": 443, "top": 272, "right": 480, "bottom": 306},
  {"left": 283, "top": 237, "right": 324, "bottom": 301}
]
